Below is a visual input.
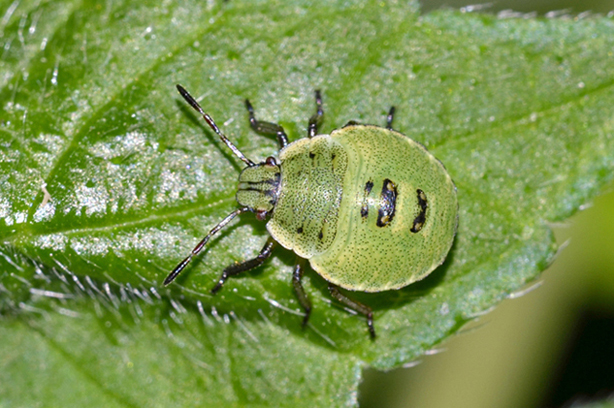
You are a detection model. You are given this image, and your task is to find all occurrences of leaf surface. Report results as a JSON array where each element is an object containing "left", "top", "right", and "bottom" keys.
[{"left": 1, "top": 0, "right": 614, "bottom": 404}]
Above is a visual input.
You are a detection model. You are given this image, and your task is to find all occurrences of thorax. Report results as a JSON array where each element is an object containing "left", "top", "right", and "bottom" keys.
[{"left": 266, "top": 135, "right": 349, "bottom": 258}]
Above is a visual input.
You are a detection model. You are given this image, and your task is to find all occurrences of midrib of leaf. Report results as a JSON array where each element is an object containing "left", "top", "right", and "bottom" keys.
[{"left": 9, "top": 195, "right": 236, "bottom": 244}]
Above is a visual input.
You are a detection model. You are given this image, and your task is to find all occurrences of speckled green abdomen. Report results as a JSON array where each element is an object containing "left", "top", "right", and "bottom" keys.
[
  {"left": 268, "top": 125, "right": 457, "bottom": 293},
  {"left": 266, "top": 136, "right": 348, "bottom": 258}
]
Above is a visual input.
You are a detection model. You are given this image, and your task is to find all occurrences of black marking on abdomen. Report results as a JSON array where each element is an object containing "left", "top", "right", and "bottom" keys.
[
  {"left": 410, "top": 189, "right": 428, "bottom": 233},
  {"left": 365, "top": 181, "right": 374, "bottom": 194},
  {"left": 361, "top": 180, "right": 374, "bottom": 220},
  {"left": 376, "top": 179, "right": 397, "bottom": 228}
]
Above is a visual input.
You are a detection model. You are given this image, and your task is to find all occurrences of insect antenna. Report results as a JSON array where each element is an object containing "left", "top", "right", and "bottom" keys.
[
  {"left": 164, "top": 207, "right": 250, "bottom": 286},
  {"left": 176, "top": 84, "right": 255, "bottom": 167}
]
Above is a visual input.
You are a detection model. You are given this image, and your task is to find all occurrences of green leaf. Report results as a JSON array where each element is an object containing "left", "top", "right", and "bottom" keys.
[
  {"left": 0, "top": 251, "right": 361, "bottom": 406},
  {"left": 2, "top": 0, "right": 614, "bottom": 404}
]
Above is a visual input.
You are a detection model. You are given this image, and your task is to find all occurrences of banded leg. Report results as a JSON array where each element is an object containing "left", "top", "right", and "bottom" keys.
[
  {"left": 211, "top": 237, "right": 277, "bottom": 294},
  {"left": 307, "top": 90, "right": 323, "bottom": 138},
  {"left": 292, "top": 258, "right": 312, "bottom": 327},
  {"left": 386, "top": 106, "right": 396, "bottom": 130},
  {"left": 245, "top": 99, "right": 289, "bottom": 149},
  {"left": 328, "top": 283, "right": 376, "bottom": 339}
]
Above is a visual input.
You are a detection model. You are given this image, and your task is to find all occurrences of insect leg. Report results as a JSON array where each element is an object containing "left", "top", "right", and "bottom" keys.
[
  {"left": 342, "top": 120, "right": 360, "bottom": 128},
  {"left": 211, "top": 237, "right": 277, "bottom": 294},
  {"left": 307, "top": 90, "right": 323, "bottom": 138},
  {"left": 328, "top": 283, "right": 376, "bottom": 339},
  {"left": 386, "top": 106, "right": 396, "bottom": 130},
  {"left": 292, "top": 258, "right": 312, "bottom": 327},
  {"left": 245, "top": 99, "right": 289, "bottom": 149}
]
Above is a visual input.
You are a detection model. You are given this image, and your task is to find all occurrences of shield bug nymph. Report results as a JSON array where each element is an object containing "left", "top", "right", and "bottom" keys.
[{"left": 164, "top": 85, "right": 458, "bottom": 338}]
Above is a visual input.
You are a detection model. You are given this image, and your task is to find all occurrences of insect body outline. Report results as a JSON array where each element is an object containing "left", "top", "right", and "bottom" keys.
[{"left": 164, "top": 85, "right": 458, "bottom": 339}]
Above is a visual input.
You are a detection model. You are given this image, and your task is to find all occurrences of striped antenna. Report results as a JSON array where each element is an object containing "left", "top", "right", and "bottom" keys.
[
  {"left": 164, "top": 207, "right": 250, "bottom": 286},
  {"left": 176, "top": 84, "right": 255, "bottom": 167}
]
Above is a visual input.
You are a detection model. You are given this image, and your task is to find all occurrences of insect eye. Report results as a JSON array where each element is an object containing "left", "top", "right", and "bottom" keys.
[{"left": 265, "top": 156, "right": 278, "bottom": 166}]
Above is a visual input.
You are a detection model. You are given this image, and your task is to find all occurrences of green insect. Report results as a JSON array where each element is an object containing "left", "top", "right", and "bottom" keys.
[{"left": 164, "top": 85, "right": 458, "bottom": 338}]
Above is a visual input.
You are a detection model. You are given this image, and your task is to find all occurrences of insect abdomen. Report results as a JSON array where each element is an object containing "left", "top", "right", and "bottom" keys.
[{"left": 310, "top": 125, "right": 458, "bottom": 292}]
